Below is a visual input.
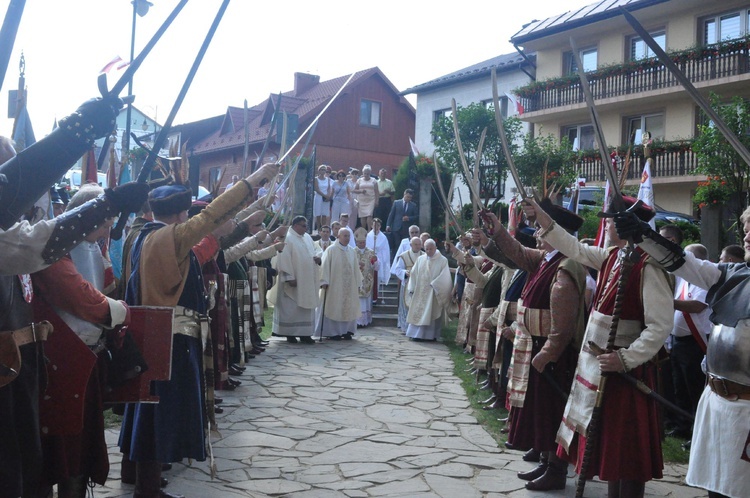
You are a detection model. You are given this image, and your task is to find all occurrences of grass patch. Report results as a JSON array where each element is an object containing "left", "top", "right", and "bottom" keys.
[
  {"left": 440, "top": 321, "right": 690, "bottom": 464},
  {"left": 103, "top": 407, "right": 123, "bottom": 429},
  {"left": 440, "top": 320, "right": 509, "bottom": 447}
]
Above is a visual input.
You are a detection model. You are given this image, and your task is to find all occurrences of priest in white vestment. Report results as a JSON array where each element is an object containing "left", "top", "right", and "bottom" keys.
[
  {"left": 317, "top": 227, "right": 362, "bottom": 340},
  {"left": 390, "top": 225, "right": 420, "bottom": 273},
  {"left": 406, "top": 239, "right": 452, "bottom": 341},
  {"left": 271, "top": 216, "right": 320, "bottom": 344},
  {"left": 391, "top": 237, "right": 423, "bottom": 332},
  {"left": 367, "top": 218, "right": 391, "bottom": 286},
  {"left": 354, "top": 228, "right": 377, "bottom": 327}
]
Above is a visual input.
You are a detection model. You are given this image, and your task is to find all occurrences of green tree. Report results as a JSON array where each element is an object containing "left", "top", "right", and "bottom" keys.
[
  {"left": 431, "top": 103, "right": 522, "bottom": 205},
  {"left": 692, "top": 93, "right": 750, "bottom": 239},
  {"left": 514, "top": 132, "right": 578, "bottom": 198}
]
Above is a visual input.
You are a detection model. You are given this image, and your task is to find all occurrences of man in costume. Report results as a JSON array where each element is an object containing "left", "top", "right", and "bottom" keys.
[
  {"left": 392, "top": 236, "right": 423, "bottom": 332},
  {"left": 405, "top": 239, "right": 452, "bottom": 342},
  {"left": 0, "top": 95, "right": 148, "bottom": 498},
  {"left": 354, "top": 227, "right": 377, "bottom": 329},
  {"left": 119, "top": 164, "right": 277, "bottom": 498},
  {"left": 448, "top": 232, "right": 484, "bottom": 353},
  {"left": 272, "top": 216, "right": 320, "bottom": 344},
  {"left": 614, "top": 205, "right": 750, "bottom": 498},
  {"left": 518, "top": 196, "right": 674, "bottom": 498},
  {"left": 32, "top": 184, "right": 130, "bottom": 498},
  {"left": 318, "top": 227, "right": 363, "bottom": 339},
  {"left": 367, "top": 218, "right": 391, "bottom": 292},
  {"left": 481, "top": 201, "right": 587, "bottom": 491}
]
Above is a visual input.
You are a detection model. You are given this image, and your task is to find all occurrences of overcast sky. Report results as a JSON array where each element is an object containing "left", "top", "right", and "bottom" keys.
[{"left": 0, "top": 0, "right": 594, "bottom": 139}]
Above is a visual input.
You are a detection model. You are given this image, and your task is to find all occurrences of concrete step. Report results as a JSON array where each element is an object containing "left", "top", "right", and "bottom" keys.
[
  {"left": 373, "top": 304, "right": 398, "bottom": 314},
  {"left": 372, "top": 313, "right": 398, "bottom": 327}
]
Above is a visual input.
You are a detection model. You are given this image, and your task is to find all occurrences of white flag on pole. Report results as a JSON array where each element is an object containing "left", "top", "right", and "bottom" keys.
[{"left": 637, "top": 158, "right": 656, "bottom": 229}]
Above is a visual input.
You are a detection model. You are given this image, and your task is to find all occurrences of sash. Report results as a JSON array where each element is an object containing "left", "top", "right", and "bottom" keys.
[
  {"left": 555, "top": 311, "right": 643, "bottom": 451},
  {"left": 678, "top": 280, "right": 708, "bottom": 353},
  {"left": 506, "top": 300, "right": 552, "bottom": 407}
]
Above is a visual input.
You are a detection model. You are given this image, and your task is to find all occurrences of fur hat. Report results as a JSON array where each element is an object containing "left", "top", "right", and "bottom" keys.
[
  {"left": 149, "top": 185, "right": 193, "bottom": 217},
  {"left": 515, "top": 222, "right": 537, "bottom": 249},
  {"left": 539, "top": 198, "right": 584, "bottom": 232},
  {"left": 601, "top": 195, "right": 656, "bottom": 222}
]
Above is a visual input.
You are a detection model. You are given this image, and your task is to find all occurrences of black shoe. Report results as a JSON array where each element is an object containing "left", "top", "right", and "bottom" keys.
[
  {"left": 229, "top": 366, "right": 244, "bottom": 376},
  {"left": 328, "top": 335, "right": 342, "bottom": 341},
  {"left": 300, "top": 336, "right": 316, "bottom": 344},
  {"left": 227, "top": 377, "right": 241, "bottom": 387},
  {"left": 343, "top": 333, "right": 353, "bottom": 340},
  {"left": 214, "top": 397, "right": 223, "bottom": 404},
  {"left": 286, "top": 336, "right": 298, "bottom": 343},
  {"left": 230, "top": 364, "right": 246, "bottom": 372},
  {"left": 518, "top": 462, "right": 548, "bottom": 481},
  {"left": 214, "top": 406, "right": 224, "bottom": 414}
]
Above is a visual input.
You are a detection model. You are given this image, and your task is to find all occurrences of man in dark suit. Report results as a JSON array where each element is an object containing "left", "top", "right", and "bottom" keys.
[{"left": 386, "top": 189, "right": 418, "bottom": 257}]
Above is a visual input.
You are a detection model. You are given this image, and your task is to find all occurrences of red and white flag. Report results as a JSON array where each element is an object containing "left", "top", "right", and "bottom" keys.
[
  {"left": 99, "top": 56, "right": 123, "bottom": 74},
  {"left": 505, "top": 92, "right": 524, "bottom": 115}
]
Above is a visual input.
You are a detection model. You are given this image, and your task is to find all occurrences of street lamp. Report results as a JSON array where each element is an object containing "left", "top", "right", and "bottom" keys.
[{"left": 122, "top": 0, "right": 152, "bottom": 181}]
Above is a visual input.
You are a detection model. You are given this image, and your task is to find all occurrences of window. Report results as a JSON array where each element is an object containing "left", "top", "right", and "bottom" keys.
[
  {"left": 565, "top": 47, "right": 597, "bottom": 75},
  {"left": 433, "top": 108, "right": 452, "bottom": 124},
  {"left": 360, "top": 99, "right": 381, "bottom": 127},
  {"left": 626, "top": 113, "right": 665, "bottom": 145},
  {"left": 481, "top": 97, "right": 509, "bottom": 118},
  {"left": 563, "top": 124, "right": 595, "bottom": 151},
  {"left": 702, "top": 9, "right": 750, "bottom": 44},
  {"left": 630, "top": 30, "right": 666, "bottom": 60}
]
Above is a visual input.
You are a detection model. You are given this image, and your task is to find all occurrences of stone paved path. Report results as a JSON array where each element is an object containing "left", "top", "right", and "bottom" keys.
[{"left": 94, "top": 326, "right": 702, "bottom": 497}]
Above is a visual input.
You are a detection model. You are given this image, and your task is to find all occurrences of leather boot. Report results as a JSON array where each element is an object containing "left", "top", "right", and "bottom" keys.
[
  {"left": 57, "top": 475, "right": 88, "bottom": 498},
  {"left": 619, "top": 479, "right": 646, "bottom": 498},
  {"left": 134, "top": 461, "right": 182, "bottom": 498},
  {"left": 121, "top": 455, "right": 136, "bottom": 484},
  {"left": 517, "top": 451, "right": 547, "bottom": 481},
  {"left": 522, "top": 447, "right": 541, "bottom": 462},
  {"left": 525, "top": 452, "right": 567, "bottom": 491}
]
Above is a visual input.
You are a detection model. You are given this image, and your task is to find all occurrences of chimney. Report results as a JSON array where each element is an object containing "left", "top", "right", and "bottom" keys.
[{"left": 294, "top": 72, "right": 319, "bottom": 96}]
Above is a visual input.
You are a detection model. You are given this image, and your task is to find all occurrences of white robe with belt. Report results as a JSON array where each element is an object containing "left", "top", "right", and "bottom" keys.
[{"left": 406, "top": 251, "right": 452, "bottom": 340}]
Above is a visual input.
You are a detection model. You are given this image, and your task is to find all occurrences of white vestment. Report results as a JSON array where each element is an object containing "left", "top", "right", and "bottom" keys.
[
  {"left": 392, "top": 249, "right": 422, "bottom": 332},
  {"left": 366, "top": 229, "right": 390, "bottom": 285},
  {"left": 316, "top": 242, "right": 362, "bottom": 337},
  {"left": 390, "top": 237, "right": 411, "bottom": 275},
  {"left": 406, "top": 251, "right": 452, "bottom": 340},
  {"left": 271, "top": 229, "right": 320, "bottom": 337}
]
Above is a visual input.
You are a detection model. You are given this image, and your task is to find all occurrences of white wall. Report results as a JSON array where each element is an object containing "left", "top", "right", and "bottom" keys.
[{"left": 412, "top": 68, "right": 533, "bottom": 210}]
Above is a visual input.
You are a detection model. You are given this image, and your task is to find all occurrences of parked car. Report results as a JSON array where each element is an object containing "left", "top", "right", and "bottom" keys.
[
  {"left": 562, "top": 186, "right": 699, "bottom": 225},
  {"left": 63, "top": 168, "right": 108, "bottom": 189}
]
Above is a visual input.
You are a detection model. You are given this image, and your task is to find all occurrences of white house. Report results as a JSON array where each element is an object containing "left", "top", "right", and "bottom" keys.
[{"left": 402, "top": 52, "right": 536, "bottom": 207}]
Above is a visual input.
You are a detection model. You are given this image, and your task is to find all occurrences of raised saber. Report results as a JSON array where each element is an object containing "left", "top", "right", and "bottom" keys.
[
  {"left": 491, "top": 68, "right": 536, "bottom": 202},
  {"left": 570, "top": 36, "right": 640, "bottom": 498},
  {"left": 570, "top": 37, "right": 624, "bottom": 211},
  {"left": 110, "top": 0, "right": 230, "bottom": 240},
  {"left": 451, "top": 98, "right": 483, "bottom": 225},
  {"left": 432, "top": 154, "right": 462, "bottom": 237},
  {"left": 620, "top": 7, "right": 750, "bottom": 168}
]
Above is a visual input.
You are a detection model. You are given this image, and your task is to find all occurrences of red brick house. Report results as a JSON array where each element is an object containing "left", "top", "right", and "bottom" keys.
[{"left": 190, "top": 67, "right": 416, "bottom": 191}]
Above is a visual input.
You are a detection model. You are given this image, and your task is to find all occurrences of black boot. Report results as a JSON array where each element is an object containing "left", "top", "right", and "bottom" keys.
[
  {"left": 134, "top": 461, "right": 182, "bottom": 498},
  {"left": 525, "top": 452, "right": 567, "bottom": 491},
  {"left": 57, "top": 475, "right": 88, "bottom": 498},
  {"left": 517, "top": 451, "right": 547, "bottom": 481},
  {"left": 522, "top": 447, "right": 541, "bottom": 462}
]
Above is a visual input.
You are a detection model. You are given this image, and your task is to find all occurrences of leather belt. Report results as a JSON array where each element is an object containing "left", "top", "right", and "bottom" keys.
[
  {"left": 708, "top": 373, "right": 750, "bottom": 401},
  {"left": 1, "top": 321, "right": 54, "bottom": 347}
]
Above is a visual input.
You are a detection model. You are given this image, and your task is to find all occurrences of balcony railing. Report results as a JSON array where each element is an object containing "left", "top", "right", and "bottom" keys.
[
  {"left": 518, "top": 41, "right": 750, "bottom": 113},
  {"left": 577, "top": 146, "right": 699, "bottom": 183}
]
